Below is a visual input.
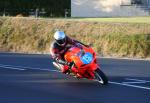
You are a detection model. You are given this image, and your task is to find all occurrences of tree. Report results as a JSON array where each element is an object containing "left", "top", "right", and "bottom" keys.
[{"left": 0, "top": 0, "right": 71, "bottom": 17}]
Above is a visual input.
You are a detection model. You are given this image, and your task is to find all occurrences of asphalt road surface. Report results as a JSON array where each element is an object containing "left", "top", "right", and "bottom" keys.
[{"left": 0, "top": 53, "right": 150, "bottom": 103}]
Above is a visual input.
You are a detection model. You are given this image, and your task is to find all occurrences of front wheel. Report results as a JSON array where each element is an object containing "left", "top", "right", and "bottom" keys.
[{"left": 94, "top": 68, "right": 108, "bottom": 85}]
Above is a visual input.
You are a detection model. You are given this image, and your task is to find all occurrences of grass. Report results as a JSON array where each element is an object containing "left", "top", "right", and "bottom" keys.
[
  {"left": 71, "top": 17, "right": 150, "bottom": 24},
  {"left": 0, "top": 17, "right": 150, "bottom": 58}
]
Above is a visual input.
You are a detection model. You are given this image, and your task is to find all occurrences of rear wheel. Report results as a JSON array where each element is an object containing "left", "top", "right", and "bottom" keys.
[{"left": 94, "top": 68, "right": 108, "bottom": 85}]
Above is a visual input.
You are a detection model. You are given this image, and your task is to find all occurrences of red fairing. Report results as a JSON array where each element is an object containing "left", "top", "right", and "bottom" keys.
[{"left": 64, "top": 45, "right": 100, "bottom": 79}]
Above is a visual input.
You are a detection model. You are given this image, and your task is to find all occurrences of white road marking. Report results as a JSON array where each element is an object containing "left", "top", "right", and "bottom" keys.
[
  {"left": 122, "top": 82, "right": 146, "bottom": 84},
  {"left": 125, "top": 78, "right": 150, "bottom": 82},
  {"left": 122, "top": 78, "right": 150, "bottom": 84},
  {"left": 109, "top": 81, "right": 150, "bottom": 90},
  {"left": 0, "top": 65, "right": 25, "bottom": 71},
  {"left": 0, "top": 64, "right": 60, "bottom": 72},
  {"left": 0, "top": 64, "right": 150, "bottom": 90}
]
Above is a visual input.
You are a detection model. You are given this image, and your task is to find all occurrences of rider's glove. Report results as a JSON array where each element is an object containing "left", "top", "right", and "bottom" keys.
[
  {"left": 65, "top": 61, "right": 74, "bottom": 68},
  {"left": 68, "top": 62, "right": 74, "bottom": 68},
  {"left": 54, "top": 57, "right": 69, "bottom": 66}
]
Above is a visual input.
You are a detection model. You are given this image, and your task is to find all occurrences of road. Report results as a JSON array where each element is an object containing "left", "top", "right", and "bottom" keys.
[{"left": 0, "top": 53, "right": 150, "bottom": 103}]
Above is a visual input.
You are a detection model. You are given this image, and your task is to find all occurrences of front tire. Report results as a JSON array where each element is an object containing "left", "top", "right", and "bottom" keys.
[{"left": 94, "top": 68, "right": 108, "bottom": 85}]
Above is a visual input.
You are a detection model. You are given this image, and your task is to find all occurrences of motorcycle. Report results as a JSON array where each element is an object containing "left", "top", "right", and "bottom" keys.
[{"left": 55, "top": 45, "right": 108, "bottom": 85}]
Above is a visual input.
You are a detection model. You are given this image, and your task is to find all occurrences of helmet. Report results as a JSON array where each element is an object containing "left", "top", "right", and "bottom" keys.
[{"left": 54, "top": 31, "right": 66, "bottom": 46}]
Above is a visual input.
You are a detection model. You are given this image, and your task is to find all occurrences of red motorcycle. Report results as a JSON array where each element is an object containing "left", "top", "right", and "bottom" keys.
[{"left": 56, "top": 45, "right": 108, "bottom": 85}]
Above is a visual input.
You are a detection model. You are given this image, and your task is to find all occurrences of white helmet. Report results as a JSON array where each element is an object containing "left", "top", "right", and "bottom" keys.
[{"left": 54, "top": 31, "right": 66, "bottom": 46}]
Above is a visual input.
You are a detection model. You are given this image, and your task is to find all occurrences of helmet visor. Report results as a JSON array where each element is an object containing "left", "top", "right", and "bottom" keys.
[{"left": 56, "top": 38, "right": 66, "bottom": 45}]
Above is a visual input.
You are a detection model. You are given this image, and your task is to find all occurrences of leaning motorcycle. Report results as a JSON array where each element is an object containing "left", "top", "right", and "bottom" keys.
[{"left": 55, "top": 45, "right": 108, "bottom": 85}]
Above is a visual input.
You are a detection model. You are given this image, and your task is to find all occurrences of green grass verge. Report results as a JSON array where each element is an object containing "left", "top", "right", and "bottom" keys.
[{"left": 71, "top": 17, "right": 150, "bottom": 24}]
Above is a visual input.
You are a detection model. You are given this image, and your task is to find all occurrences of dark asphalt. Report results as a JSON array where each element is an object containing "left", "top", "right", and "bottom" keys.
[{"left": 0, "top": 53, "right": 150, "bottom": 103}]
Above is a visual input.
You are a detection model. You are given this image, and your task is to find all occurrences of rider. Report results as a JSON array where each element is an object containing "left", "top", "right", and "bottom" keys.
[{"left": 50, "top": 30, "right": 89, "bottom": 74}]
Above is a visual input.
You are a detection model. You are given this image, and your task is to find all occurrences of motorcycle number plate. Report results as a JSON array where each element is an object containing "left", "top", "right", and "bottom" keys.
[{"left": 80, "top": 52, "right": 93, "bottom": 64}]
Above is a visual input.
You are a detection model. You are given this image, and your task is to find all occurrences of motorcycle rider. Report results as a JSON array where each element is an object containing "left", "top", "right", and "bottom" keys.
[{"left": 50, "top": 30, "right": 89, "bottom": 74}]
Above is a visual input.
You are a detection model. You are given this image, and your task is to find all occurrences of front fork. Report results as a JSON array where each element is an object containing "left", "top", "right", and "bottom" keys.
[{"left": 52, "top": 62, "right": 62, "bottom": 71}]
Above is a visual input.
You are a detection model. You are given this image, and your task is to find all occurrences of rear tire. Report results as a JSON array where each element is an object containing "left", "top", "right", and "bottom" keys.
[{"left": 94, "top": 68, "right": 108, "bottom": 85}]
